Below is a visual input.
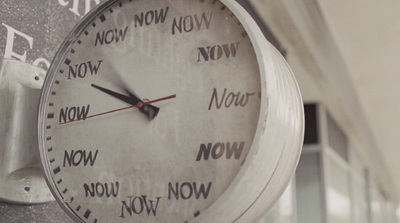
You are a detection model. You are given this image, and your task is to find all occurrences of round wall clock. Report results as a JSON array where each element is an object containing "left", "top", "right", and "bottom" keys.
[{"left": 38, "top": 0, "right": 304, "bottom": 222}]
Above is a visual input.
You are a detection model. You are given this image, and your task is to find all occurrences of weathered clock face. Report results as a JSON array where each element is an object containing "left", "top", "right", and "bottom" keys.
[{"left": 39, "top": 0, "right": 264, "bottom": 222}]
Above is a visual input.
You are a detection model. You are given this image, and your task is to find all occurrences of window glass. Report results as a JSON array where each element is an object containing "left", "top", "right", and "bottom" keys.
[
  {"left": 296, "top": 152, "right": 324, "bottom": 223},
  {"left": 326, "top": 154, "right": 351, "bottom": 223}
]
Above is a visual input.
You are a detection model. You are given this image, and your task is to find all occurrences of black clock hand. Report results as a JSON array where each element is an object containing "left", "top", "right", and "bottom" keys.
[
  {"left": 92, "top": 84, "right": 132, "bottom": 103},
  {"left": 91, "top": 84, "right": 159, "bottom": 120},
  {"left": 102, "top": 69, "right": 161, "bottom": 120}
]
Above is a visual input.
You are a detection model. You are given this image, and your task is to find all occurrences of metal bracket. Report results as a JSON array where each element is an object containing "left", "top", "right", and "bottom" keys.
[{"left": 0, "top": 58, "right": 54, "bottom": 204}]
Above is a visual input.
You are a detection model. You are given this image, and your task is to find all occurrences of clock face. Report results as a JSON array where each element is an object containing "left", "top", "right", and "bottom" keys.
[{"left": 39, "top": 0, "right": 263, "bottom": 222}]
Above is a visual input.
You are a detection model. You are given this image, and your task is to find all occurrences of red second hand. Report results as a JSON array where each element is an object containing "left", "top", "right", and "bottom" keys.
[{"left": 60, "top": 94, "right": 176, "bottom": 125}]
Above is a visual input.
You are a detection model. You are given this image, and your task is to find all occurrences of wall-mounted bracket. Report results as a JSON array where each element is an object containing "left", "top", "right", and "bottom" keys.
[{"left": 0, "top": 58, "right": 54, "bottom": 204}]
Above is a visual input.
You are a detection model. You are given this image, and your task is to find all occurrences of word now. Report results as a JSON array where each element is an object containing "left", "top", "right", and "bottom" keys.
[
  {"left": 197, "top": 42, "right": 240, "bottom": 62},
  {"left": 196, "top": 141, "right": 245, "bottom": 161},
  {"left": 134, "top": 7, "right": 169, "bottom": 28},
  {"left": 208, "top": 88, "right": 256, "bottom": 110},
  {"left": 59, "top": 105, "right": 90, "bottom": 123},
  {"left": 168, "top": 182, "right": 212, "bottom": 200},
  {"left": 84, "top": 181, "right": 119, "bottom": 198},
  {"left": 95, "top": 27, "right": 128, "bottom": 46},
  {"left": 172, "top": 12, "right": 212, "bottom": 35},
  {"left": 68, "top": 60, "right": 102, "bottom": 79},
  {"left": 63, "top": 149, "right": 98, "bottom": 167},
  {"left": 120, "top": 195, "right": 161, "bottom": 218}
]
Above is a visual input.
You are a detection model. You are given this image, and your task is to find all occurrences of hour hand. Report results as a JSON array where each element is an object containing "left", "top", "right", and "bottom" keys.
[{"left": 91, "top": 84, "right": 159, "bottom": 120}]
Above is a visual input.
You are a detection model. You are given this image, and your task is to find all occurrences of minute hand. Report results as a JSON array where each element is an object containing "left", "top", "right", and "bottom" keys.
[{"left": 91, "top": 84, "right": 160, "bottom": 120}]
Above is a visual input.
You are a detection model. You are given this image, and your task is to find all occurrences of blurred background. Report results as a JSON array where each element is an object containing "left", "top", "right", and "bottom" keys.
[{"left": 250, "top": 0, "right": 400, "bottom": 222}]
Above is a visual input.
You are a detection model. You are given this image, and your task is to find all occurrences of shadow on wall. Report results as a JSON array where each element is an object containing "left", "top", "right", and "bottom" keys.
[{"left": 0, "top": 202, "right": 73, "bottom": 223}]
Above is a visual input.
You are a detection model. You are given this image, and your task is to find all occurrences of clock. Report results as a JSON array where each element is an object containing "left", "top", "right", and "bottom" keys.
[{"left": 38, "top": 0, "right": 304, "bottom": 222}]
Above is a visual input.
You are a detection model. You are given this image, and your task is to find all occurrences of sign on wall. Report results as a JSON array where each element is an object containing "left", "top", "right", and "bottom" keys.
[{"left": 0, "top": 0, "right": 106, "bottom": 70}]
